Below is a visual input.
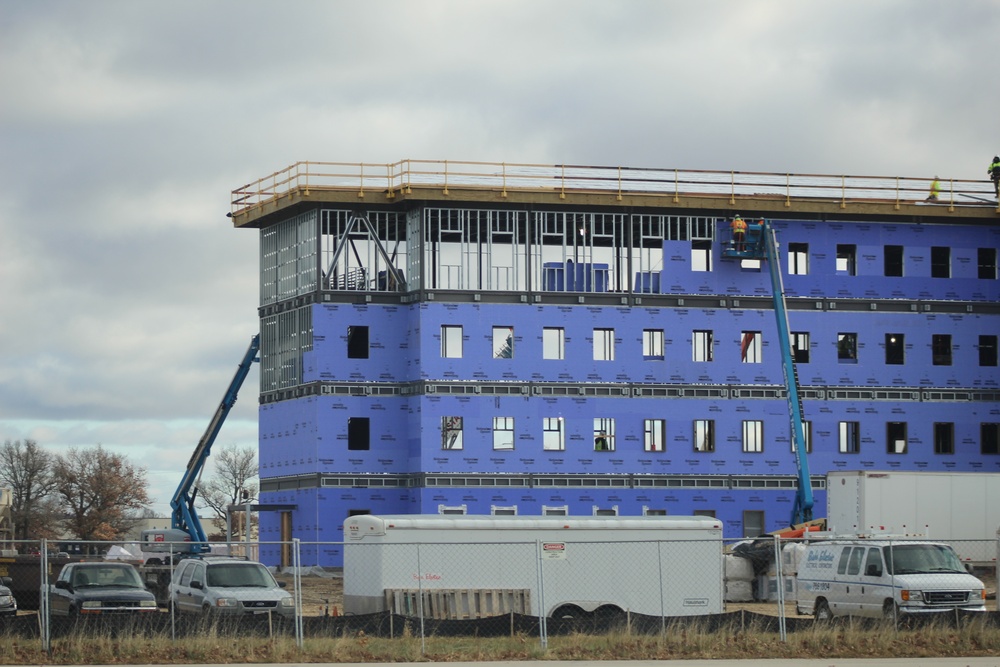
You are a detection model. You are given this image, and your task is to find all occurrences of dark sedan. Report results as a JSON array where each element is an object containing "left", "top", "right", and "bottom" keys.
[
  {"left": 0, "top": 576, "right": 16, "bottom": 616},
  {"left": 49, "top": 562, "right": 157, "bottom": 616}
]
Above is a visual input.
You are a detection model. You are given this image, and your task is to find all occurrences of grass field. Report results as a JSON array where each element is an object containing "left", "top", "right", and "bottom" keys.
[{"left": 4, "top": 616, "right": 1000, "bottom": 664}]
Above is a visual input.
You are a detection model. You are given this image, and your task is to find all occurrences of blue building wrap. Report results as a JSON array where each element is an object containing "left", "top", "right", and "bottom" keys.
[{"left": 237, "top": 168, "right": 1000, "bottom": 568}]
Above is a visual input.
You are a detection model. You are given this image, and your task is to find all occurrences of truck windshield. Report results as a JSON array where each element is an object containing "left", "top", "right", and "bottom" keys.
[
  {"left": 206, "top": 563, "right": 275, "bottom": 588},
  {"left": 883, "top": 544, "right": 966, "bottom": 575}
]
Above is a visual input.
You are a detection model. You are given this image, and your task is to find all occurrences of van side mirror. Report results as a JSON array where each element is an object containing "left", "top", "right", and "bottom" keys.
[{"left": 865, "top": 564, "right": 882, "bottom": 577}]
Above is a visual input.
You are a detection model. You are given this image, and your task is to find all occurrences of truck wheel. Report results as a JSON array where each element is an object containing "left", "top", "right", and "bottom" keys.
[
  {"left": 814, "top": 599, "right": 832, "bottom": 621},
  {"left": 551, "top": 604, "right": 587, "bottom": 620}
]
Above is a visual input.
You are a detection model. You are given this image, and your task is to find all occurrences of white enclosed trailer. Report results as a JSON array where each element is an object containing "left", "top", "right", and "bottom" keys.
[
  {"left": 343, "top": 514, "right": 723, "bottom": 618},
  {"left": 826, "top": 470, "right": 1000, "bottom": 567}
]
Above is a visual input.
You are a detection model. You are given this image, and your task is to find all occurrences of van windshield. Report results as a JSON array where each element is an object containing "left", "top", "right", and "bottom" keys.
[{"left": 882, "top": 544, "right": 966, "bottom": 575}]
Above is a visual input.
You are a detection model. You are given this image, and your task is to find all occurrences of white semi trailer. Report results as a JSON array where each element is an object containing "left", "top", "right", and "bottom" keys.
[
  {"left": 826, "top": 470, "right": 1000, "bottom": 567},
  {"left": 343, "top": 514, "right": 723, "bottom": 619}
]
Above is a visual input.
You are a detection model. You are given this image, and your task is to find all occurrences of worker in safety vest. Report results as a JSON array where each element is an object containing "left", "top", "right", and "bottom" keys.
[
  {"left": 730, "top": 215, "right": 747, "bottom": 252},
  {"left": 926, "top": 176, "right": 941, "bottom": 202},
  {"left": 988, "top": 156, "right": 1000, "bottom": 199}
]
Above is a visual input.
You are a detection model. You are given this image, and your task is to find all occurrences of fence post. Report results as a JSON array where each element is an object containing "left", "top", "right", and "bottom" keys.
[
  {"left": 169, "top": 541, "right": 176, "bottom": 642},
  {"left": 774, "top": 535, "right": 787, "bottom": 642},
  {"left": 292, "top": 538, "right": 303, "bottom": 648},
  {"left": 416, "top": 543, "right": 426, "bottom": 653},
  {"left": 40, "top": 538, "right": 49, "bottom": 654},
  {"left": 535, "top": 539, "right": 547, "bottom": 649},
  {"left": 657, "top": 540, "right": 666, "bottom": 634}
]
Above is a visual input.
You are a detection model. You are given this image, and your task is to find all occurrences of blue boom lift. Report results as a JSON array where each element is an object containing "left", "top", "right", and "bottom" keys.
[
  {"left": 721, "top": 219, "right": 814, "bottom": 527},
  {"left": 141, "top": 334, "right": 260, "bottom": 555}
]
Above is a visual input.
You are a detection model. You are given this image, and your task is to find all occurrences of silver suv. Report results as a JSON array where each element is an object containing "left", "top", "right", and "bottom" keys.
[{"left": 169, "top": 557, "right": 294, "bottom": 618}]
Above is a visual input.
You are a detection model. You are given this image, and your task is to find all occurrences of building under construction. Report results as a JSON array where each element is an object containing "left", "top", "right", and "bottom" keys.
[{"left": 228, "top": 160, "right": 1000, "bottom": 567}]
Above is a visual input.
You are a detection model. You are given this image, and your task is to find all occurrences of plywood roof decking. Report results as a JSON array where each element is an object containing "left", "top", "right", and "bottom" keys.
[{"left": 231, "top": 183, "right": 999, "bottom": 229}]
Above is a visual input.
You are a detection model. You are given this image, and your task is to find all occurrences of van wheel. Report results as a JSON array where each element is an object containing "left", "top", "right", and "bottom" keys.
[
  {"left": 882, "top": 600, "right": 898, "bottom": 621},
  {"left": 814, "top": 599, "right": 832, "bottom": 621}
]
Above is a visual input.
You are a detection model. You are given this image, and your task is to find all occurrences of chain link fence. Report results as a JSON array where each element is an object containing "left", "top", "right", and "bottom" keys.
[{"left": 0, "top": 534, "right": 996, "bottom": 653}]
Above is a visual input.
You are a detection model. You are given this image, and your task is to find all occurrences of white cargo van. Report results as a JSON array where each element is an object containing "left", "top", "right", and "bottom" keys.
[{"left": 796, "top": 538, "right": 986, "bottom": 619}]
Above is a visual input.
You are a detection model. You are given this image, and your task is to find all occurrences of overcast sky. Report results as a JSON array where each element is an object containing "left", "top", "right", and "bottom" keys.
[{"left": 1, "top": 0, "right": 997, "bottom": 516}]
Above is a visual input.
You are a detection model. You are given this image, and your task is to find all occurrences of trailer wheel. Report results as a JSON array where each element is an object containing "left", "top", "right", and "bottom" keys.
[
  {"left": 814, "top": 599, "right": 832, "bottom": 621},
  {"left": 551, "top": 604, "right": 587, "bottom": 620},
  {"left": 593, "top": 604, "right": 626, "bottom": 628}
]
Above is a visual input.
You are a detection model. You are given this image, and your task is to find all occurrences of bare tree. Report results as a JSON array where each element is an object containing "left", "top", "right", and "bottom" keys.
[
  {"left": 197, "top": 444, "right": 258, "bottom": 539},
  {"left": 0, "top": 439, "right": 59, "bottom": 541},
  {"left": 53, "top": 445, "right": 150, "bottom": 542}
]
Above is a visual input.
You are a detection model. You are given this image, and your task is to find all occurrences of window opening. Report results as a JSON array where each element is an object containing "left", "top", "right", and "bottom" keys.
[
  {"left": 442, "top": 416, "right": 463, "bottom": 450},
  {"left": 931, "top": 246, "right": 950, "bottom": 278},
  {"left": 932, "top": 334, "right": 952, "bottom": 366},
  {"left": 978, "top": 247, "right": 997, "bottom": 280},
  {"left": 347, "top": 326, "right": 369, "bottom": 359},
  {"left": 439, "top": 506, "right": 466, "bottom": 515},
  {"left": 593, "top": 418, "right": 615, "bottom": 451},
  {"left": 543, "top": 327, "right": 565, "bottom": 360},
  {"left": 838, "top": 332, "right": 857, "bottom": 363},
  {"left": 643, "top": 508, "right": 667, "bottom": 516},
  {"left": 979, "top": 335, "right": 998, "bottom": 367},
  {"left": 491, "top": 506, "right": 517, "bottom": 516},
  {"left": 839, "top": 421, "right": 860, "bottom": 453},
  {"left": 644, "top": 419, "right": 666, "bottom": 452},
  {"left": 348, "top": 417, "right": 370, "bottom": 451},
  {"left": 594, "top": 508, "right": 618, "bottom": 516},
  {"left": 788, "top": 243, "right": 809, "bottom": 275},
  {"left": 743, "top": 420, "right": 764, "bottom": 453},
  {"left": 694, "top": 419, "right": 715, "bottom": 452},
  {"left": 493, "top": 326, "right": 514, "bottom": 358},
  {"left": 792, "top": 421, "right": 812, "bottom": 454},
  {"left": 933, "top": 422, "right": 954, "bottom": 455},
  {"left": 693, "top": 330, "right": 714, "bottom": 362},
  {"left": 643, "top": 329, "right": 665, "bottom": 361},
  {"left": 885, "top": 333, "right": 904, "bottom": 365},
  {"left": 982, "top": 423, "right": 1000, "bottom": 455},
  {"left": 884, "top": 245, "right": 904, "bottom": 277},
  {"left": 691, "top": 240, "right": 713, "bottom": 272},
  {"left": 543, "top": 506, "right": 568, "bottom": 516},
  {"left": 493, "top": 417, "right": 514, "bottom": 450},
  {"left": 887, "top": 421, "right": 907, "bottom": 454},
  {"left": 791, "top": 332, "right": 810, "bottom": 364},
  {"left": 743, "top": 510, "right": 765, "bottom": 537},
  {"left": 836, "top": 244, "right": 857, "bottom": 275},
  {"left": 593, "top": 328, "right": 615, "bottom": 361},
  {"left": 741, "top": 331, "right": 762, "bottom": 363},
  {"left": 543, "top": 417, "right": 565, "bottom": 451},
  {"left": 693, "top": 509, "right": 716, "bottom": 518},
  {"left": 441, "top": 325, "right": 463, "bottom": 358}
]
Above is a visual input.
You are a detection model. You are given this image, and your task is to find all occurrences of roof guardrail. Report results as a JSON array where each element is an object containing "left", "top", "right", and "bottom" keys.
[{"left": 231, "top": 159, "right": 997, "bottom": 216}]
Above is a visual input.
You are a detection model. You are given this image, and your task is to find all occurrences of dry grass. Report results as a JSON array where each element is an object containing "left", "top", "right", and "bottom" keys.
[{"left": 2, "top": 616, "right": 999, "bottom": 664}]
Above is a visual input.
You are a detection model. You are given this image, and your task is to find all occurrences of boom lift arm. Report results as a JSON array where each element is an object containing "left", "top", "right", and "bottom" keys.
[
  {"left": 722, "top": 220, "right": 814, "bottom": 526},
  {"left": 146, "top": 334, "right": 260, "bottom": 553}
]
